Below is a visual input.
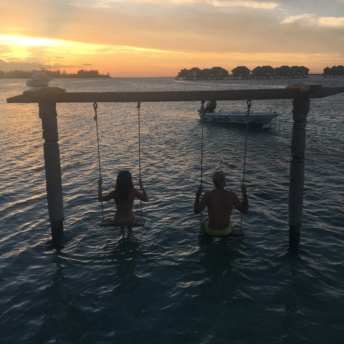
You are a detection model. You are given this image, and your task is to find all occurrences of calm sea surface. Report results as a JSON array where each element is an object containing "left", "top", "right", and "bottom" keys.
[{"left": 1, "top": 76, "right": 343, "bottom": 343}]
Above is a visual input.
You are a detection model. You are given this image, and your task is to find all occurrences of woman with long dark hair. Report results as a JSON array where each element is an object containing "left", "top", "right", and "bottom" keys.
[{"left": 98, "top": 170, "right": 148, "bottom": 226}]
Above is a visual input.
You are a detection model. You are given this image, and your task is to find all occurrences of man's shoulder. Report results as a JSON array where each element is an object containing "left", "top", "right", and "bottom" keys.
[
  {"left": 224, "top": 189, "right": 235, "bottom": 194},
  {"left": 220, "top": 189, "right": 238, "bottom": 199},
  {"left": 225, "top": 189, "right": 238, "bottom": 196},
  {"left": 207, "top": 188, "right": 232, "bottom": 197}
]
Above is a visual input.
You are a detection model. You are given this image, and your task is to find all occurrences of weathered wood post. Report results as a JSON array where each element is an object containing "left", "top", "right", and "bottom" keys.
[
  {"left": 287, "top": 84, "right": 311, "bottom": 248},
  {"left": 37, "top": 89, "right": 66, "bottom": 248}
]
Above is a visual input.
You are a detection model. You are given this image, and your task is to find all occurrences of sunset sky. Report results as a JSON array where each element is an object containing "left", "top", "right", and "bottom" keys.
[{"left": 1, "top": 0, "right": 344, "bottom": 76}]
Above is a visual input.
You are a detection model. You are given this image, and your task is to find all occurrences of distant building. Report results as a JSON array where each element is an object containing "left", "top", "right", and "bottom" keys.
[
  {"left": 189, "top": 67, "right": 202, "bottom": 80},
  {"left": 176, "top": 67, "right": 229, "bottom": 80},
  {"left": 251, "top": 65, "right": 309, "bottom": 79},
  {"left": 274, "top": 65, "right": 292, "bottom": 78},
  {"left": 251, "top": 66, "right": 275, "bottom": 78},
  {"left": 208, "top": 66, "right": 229, "bottom": 79},
  {"left": 290, "top": 66, "right": 309, "bottom": 78},
  {"left": 231, "top": 66, "right": 250, "bottom": 78},
  {"left": 176, "top": 65, "right": 311, "bottom": 80},
  {"left": 324, "top": 65, "right": 344, "bottom": 77}
]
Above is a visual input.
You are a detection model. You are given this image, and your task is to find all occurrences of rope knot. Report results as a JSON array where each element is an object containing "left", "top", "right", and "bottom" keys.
[{"left": 93, "top": 102, "right": 98, "bottom": 121}]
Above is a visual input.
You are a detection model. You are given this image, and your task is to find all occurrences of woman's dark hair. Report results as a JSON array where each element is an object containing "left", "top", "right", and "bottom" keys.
[{"left": 115, "top": 170, "right": 134, "bottom": 201}]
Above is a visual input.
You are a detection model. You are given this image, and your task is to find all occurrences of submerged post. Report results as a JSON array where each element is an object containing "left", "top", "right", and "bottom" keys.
[
  {"left": 288, "top": 84, "right": 311, "bottom": 248},
  {"left": 38, "top": 92, "right": 65, "bottom": 248}
]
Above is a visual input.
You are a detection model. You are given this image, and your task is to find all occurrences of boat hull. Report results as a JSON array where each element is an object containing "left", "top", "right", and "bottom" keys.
[
  {"left": 26, "top": 79, "right": 52, "bottom": 87},
  {"left": 200, "top": 111, "right": 279, "bottom": 125},
  {"left": 26, "top": 70, "right": 52, "bottom": 88}
]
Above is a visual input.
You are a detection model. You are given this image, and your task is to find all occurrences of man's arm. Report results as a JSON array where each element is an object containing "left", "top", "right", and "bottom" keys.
[
  {"left": 233, "top": 184, "right": 248, "bottom": 214},
  {"left": 194, "top": 190, "right": 207, "bottom": 214}
]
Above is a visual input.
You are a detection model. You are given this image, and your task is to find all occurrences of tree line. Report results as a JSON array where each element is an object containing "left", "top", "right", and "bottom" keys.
[
  {"left": 176, "top": 65, "right": 344, "bottom": 80},
  {"left": 0, "top": 69, "right": 111, "bottom": 79}
]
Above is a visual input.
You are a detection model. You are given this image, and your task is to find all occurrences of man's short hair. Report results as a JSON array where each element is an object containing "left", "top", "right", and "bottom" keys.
[{"left": 212, "top": 171, "right": 226, "bottom": 187}]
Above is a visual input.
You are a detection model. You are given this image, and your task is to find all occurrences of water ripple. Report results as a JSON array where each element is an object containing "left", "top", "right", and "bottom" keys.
[{"left": 1, "top": 77, "right": 344, "bottom": 343}]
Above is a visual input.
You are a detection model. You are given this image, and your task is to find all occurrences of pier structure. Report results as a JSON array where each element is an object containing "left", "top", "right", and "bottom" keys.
[{"left": 7, "top": 85, "right": 344, "bottom": 249}]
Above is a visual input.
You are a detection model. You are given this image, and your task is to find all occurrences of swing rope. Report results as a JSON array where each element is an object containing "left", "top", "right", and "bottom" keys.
[
  {"left": 93, "top": 102, "right": 145, "bottom": 227},
  {"left": 243, "top": 99, "right": 251, "bottom": 184},
  {"left": 200, "top": 101, "right": 205, "bottom": 186},
  {"left": 240, "top": 99, "right": 251, "bottom": 229},
  {"left": 93, "top": 102, "right": 104, "bottom": 221},
  {"left": 137, "top": 102, "right": 143, "bottom": 222},
  {"left": 199, "top": 101, "right": 206, "bottom": 224}
]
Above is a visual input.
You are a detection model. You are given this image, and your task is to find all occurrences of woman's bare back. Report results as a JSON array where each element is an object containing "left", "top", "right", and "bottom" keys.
[{"left": 114, "top": 190, "right": 136, "bottom": 221}]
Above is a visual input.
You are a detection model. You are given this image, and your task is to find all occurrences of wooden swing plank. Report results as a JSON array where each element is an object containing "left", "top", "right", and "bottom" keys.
[
  {"left": 100, "top": 218, "right": 146, "bottom": 227},
  {"left": 198, "top": 230, "right": 245, "bottom": 238}
]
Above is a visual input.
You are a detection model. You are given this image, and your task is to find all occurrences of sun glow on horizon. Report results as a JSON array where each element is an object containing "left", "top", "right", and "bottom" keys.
[
  {"left": 0, "top": 35, "right": 67, "bottom": 47},
  {"left": 0, "top": 33, "right": 342, "bottom": 76},
  {"left": 0, "top": 35, "right": 174, "bottom": 62}
]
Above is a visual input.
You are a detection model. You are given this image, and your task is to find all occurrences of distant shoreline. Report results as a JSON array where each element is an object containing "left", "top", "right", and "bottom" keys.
[
  {"left": 1, "top": 74, "right": 343, "bottom": 80},
  {"left": 0, "top": 69, "right": 111, "bottom": 79},
  {"left": 0, "top": 75, "right": 111, "bottom": 79}
]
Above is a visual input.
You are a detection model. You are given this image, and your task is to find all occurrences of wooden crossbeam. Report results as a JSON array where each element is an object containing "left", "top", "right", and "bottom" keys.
[{"left": 7, "top": 85, "right": 344, "bottom": 103}]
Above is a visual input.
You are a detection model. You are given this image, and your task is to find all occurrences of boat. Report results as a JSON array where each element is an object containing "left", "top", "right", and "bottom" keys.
[
  {"left": 199, "top": 100, "right": 279, "bottom": 126},
  {"left": 26, "top": 68, "right": 53, "bottom": 87}
]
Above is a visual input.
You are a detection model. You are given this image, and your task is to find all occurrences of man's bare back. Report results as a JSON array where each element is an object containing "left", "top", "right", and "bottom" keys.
[
  {"left": 194, "top": 171, "right": 248, "bottom": 232},
  {"left": 202, "top": 188, "right": 242, "bottom": 230}
]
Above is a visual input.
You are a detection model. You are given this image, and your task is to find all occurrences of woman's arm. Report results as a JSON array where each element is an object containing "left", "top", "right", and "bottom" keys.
[
  {"left": 98, "top": 178, "right": 115, "bottom": 202},
  {"left": 135, "top": 179, "right": 148, "bottom": 202}
]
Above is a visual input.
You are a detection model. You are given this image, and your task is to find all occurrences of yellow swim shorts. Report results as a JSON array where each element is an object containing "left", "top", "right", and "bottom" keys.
[{"left": 202, "top": 219, "right": 233, "bottom": 236}]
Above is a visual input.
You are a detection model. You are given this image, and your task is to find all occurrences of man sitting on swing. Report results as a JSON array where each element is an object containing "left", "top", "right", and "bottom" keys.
[
  {"left": 98, "top": 170, "right": 148, "bottom": 227},
  {"left": 194, "top": 171, "right": 248, "bottom": 236}
]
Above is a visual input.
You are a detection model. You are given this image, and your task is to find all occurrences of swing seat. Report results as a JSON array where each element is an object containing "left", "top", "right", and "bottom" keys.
[
  {"left": 198, "top": 228, "right": 245, "bottom": 238},
  {"left": 100, "top": 218, "right": 146, "bottom": 227}
]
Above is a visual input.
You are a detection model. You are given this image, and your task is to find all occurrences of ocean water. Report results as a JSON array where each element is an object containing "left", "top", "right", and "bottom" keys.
[{"left": 0, "top": 76, "right": 343, "bottom": 343}]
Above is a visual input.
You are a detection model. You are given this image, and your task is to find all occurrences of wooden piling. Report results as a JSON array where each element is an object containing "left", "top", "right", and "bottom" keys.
[
  {"left": 38, "top": 94, "right": 65, "bottom": 248},
  {"left": 287, "top": 84, "right": 311, "bottom": 248}
]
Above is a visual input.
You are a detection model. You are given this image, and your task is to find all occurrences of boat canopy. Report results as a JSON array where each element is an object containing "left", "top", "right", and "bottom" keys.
[{"left": 204, "top": 100, "right": 217, "bottom": 113}]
